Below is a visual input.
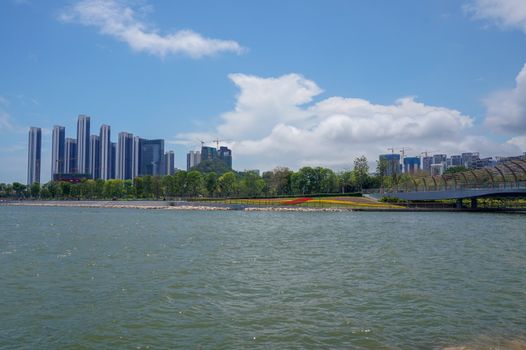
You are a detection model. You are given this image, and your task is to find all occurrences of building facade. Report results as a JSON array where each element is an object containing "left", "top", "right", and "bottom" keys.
[
  {"left": 201, "top": 146, "right": 217, "bottom": 162},
  {"left": 110, "top": 142, "right": 117, "bottom": 179},
  {"left": 100, "top": 124, "right": 112, "bottom": 180},
  {"left": 164, "top": 151, "right": 175, "bottom": 175},
  {"left": 76, "top": 115, "right": 90, "bottom": 174},
  {"left": 51, "top": 125, "right": 65, "bottom": 177},
  {"left": 65, "top": 138, "right": 77, "bottom": 174},
  {"left": 403, "top": 156, "right": 420, "bottom": 174},
  {"left": 117, "top": 132, "right": 133, "bottom": 180},
  {"left": 89, "top": 135, "right": 100, "bottom": 179},
  {"left": 218, "top": 146, "right": 232, "bottom": 169},
  {"left": 379, "top": 154, "right": 401, "bottom": 177},
  {"left": 186, "top": 150, "right": 201, "bottom": 170},
  {"left": 27, "top": 127, "right": 42, "bottom": 185}
]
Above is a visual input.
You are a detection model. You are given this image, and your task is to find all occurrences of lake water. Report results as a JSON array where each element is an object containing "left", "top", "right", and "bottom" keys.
[{"left": 1, "top": 206, "right": 525, "bottom": 349}]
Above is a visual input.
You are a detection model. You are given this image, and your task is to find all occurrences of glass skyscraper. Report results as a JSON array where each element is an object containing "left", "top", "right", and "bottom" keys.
[
  {"left": 51, "top": 125, "right": 65, "bottom": 177},
  {"left": 76, "top": 115, "right": 90, "bottom": 174},
  {"left": 65, "top": 138, "right": 77, "bottom": 174},
  {"left": 117, "top": 132, "right": 133, "bottom": 180},
  {"left": 139, "top": 139, "right": 164, "bottom": 176},
  {"left": 27, "top": 127, "right": 42, "bottom": 185},
  {"left": 99, "top": 124, "right": 112, "bottom": 180},
  {"left": 89, "top": 135, "right": 100, "bottom": 179}
]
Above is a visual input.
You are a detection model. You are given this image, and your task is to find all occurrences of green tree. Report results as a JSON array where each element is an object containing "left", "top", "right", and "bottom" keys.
[
  {"left": 174, "top": 171, "right": 187, "bottom": 196},
  {"left": 240, "top": 171, "right": 265, "bottom": 197},
  {"left": 204, "top": 172, "right": 218, "bottom": 197},
  {"left": 186, "top": 171, "right": 204, "bottom": 197},
  {"left": 12, "top": 182, "right": 27, "bottom": 198},
  {"left": 216, "top": 172, "right": 237, "bottom": 197},
  {"left": 29, "top": 182, "right": 40, "bottom": 198},
  {"left": 192, "top": 159, "right": 230, "bottom": 175},
  {"left": 444, "top": 166, "right": 468, "bottom": 174},
  {"left": 352, "top": 155, "right": 370, "bottom": 191},
  {"left": 161, "top": 175, "right": 176, "bottom": 198},
  {"left": 133, "top": 177, "right": 144, "bottom": 198}
]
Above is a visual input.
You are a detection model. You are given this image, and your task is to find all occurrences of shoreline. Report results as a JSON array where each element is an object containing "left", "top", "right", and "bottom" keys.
[{"left": 2, "top": 200, "right": 526, "bottom": 213}]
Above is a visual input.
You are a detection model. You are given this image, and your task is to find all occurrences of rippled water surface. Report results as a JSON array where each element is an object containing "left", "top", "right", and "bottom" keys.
[{"left": 1, "top": 206, "right": 525, "bottom": 349}]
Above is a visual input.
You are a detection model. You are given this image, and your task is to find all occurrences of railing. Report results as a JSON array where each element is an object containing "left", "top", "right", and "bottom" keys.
[{"left": 365, "top": 181, "right": 526, "bottom": 194}]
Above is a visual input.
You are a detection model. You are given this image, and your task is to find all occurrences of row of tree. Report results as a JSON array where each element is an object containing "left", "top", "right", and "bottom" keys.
[{"left": 1, "top": 156, "right": 391, "bottom": 200}]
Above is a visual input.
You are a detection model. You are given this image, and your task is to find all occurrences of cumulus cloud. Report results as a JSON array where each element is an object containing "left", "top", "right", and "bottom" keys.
[
  {"left": 484, "top": 63, "right": 526, "bottom": 134},
  {"left": 59, "top": 0, "right": 244, "bottom": 58},
  {"left": 465, "top": 0, "right": 526, "bottom": 32},
  {"left": 175, "top": 73, "right": 522, "bottom": 171}
]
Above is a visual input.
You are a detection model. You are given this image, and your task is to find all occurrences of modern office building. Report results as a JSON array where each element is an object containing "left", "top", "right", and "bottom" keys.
[
  {"left": 89, "top": 135, "right": 100, "bottom": 179},
  {"left": 141, "top": 138, "right": 165, "bottom": 176},
  {"left": 132, "top": 136, "right": 142, "bottom": 179},
  {"left": 201, "top": 146, "right": 217, "bottom": 162},
  {"left": 27, "top": 127, "right": 42, "bottom": 185},
  {"left": 450, "top": 155, "right": 462, "bottom": 167},
  {"left": 51, "top": 125, "right": 66, "bottom": 177},
  {"left": 430, "top": 163, "right": 445, "bottom": 176},
  {"left": 422, "top": 156, "right": 433, "bottom": 174},
  {"left": 218, "top": 146, "right": 233, "bottom": 169},
  {"left": 403, "top": 156, "right": 420, "bottom": 174},
  {"left": 461, "top": 152, "right": 480, "bottom": 168},
  {"left": 379, "top": 154, "right": 401, "bottom": 177},
  {"left": 76, "top": 115, "right": 90, "bottom": 174},
  {"left": 164, "top": 151, "right": 175, "bottom": 175},
  {"left": 65, "top": 138, "right": 77, "bottom": 174},
  {"left": 110, "top": 142, "right": 117, "bottom": 179},
  {"left": 100, "top": 124, "right": 112, "bottom": 180},
  {"left": 186, "top": 150, "right": 201, "bottom": 170},
  {"left": 117, "top": 132, "right": 134, "bottom": 180},
  {"left": 432, "top": 154, "right": 447, "bottom": 166}
]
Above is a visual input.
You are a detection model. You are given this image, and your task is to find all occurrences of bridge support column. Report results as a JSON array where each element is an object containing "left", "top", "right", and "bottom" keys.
[
  {"left": 456, "top": 199, "right": 463, "bottom": 209},
  {"left": 471, "top": 198, "right": 478, "bottom": 209}
]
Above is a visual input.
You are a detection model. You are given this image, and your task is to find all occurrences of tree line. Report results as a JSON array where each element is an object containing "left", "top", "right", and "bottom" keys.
[{"left": 0, "top": 156, "right": 402, "bottom": 200}]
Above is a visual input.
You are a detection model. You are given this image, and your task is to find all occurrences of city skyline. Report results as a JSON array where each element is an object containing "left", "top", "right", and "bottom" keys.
[{"left": 2, "top": 0, "right": 526, "bottom": 183}]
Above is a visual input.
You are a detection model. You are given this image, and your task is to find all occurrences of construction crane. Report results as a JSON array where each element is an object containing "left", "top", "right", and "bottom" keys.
[
  {"left": 212, "top": 139, "right": 232, "bottom": 149},
  {"left": 399, "top": 147, "right": 411, "bottom": 160}
]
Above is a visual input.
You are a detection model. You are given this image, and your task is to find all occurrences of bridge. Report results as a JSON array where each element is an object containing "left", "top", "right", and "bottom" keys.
[{"left": 368, "top": 155, "right": 526, "bottom": 208}]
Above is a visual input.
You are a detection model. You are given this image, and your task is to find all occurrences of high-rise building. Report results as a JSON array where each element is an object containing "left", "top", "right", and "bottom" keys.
[
  {"left": 218, "top": 146, "right": 232, "bottom": 169},
  {"left": 461, "top": 152, "right": 479, "bottom": 168},
  {"left": 186, "top": 151, "right": 201, "bottom": 170},
  {"left": 139, "top": 139, "right": 164, "bottom": 176},
  {"left": 65, "top": 138, "right": 77, "bottom": 174},
  {"left": 27, "top": 127, "right": 42, "bottom": 185},
  {"left": 89, "top": 135, "right": 100, "bottom": 179},
  {"left": 117, "top": 132, "right": 133, "bottom": 180},
  {"left": 132, "top": 136, "right": 142, "bottom": 179},
  {"left": 110, "top": 142, "right": 117, "bottom": 179},
  {"left": 403, "top": 156, "right": 420, "bottom": 174},
  {"left": 164, "top": 151, "right": 175, "bottom": 175},
  {"left": 76, "top": 115, "right": 90, "bottom": 174},
  {"left": 201, "top": 146, "right": 217, "bottom": 162},
  {"left": 450, "top": 155, "right": 462, "bottom": 167},
  {"left": 100, "top": 124, "right": 112, "bottom": 180},
  {"left": 432, "top": 154, "right": 447, "bottom": 166},
  {"left": 51, "top": 125, "right": 65, "bottom": 177},
  {"left": 422, "top": 156, "right": 433, "bottom": 175},
  {"left": 379, "top": 154, "right": 401, "bottom": 177}
]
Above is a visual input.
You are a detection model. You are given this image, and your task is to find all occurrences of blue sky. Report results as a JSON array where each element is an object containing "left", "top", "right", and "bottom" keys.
[{"left": 1, "top": 0, "right": 526, "bottom": 183}]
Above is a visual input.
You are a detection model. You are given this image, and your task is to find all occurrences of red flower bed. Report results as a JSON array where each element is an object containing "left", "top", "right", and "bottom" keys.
[{"left": 281, "top": 197, "right": 313, "bottom": 205}]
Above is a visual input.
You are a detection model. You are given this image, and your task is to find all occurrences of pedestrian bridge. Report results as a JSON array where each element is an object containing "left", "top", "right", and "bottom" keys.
[{"left": 368, "top": 155, "right": 526, "bottom": 205}]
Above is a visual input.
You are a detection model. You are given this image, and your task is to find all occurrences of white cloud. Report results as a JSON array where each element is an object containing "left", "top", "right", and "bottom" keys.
[
  {"left": 465, "top": 0, "right": 526, "bottom": 32},
  {"left": 484, "top": 63, "right": 526, "bottom": 134},
  {"left": 177, "top": 73, "right": 523, "bottom": 171},
  {"left": 59, "top": 0, "right": 244, "bottom": 59}
]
